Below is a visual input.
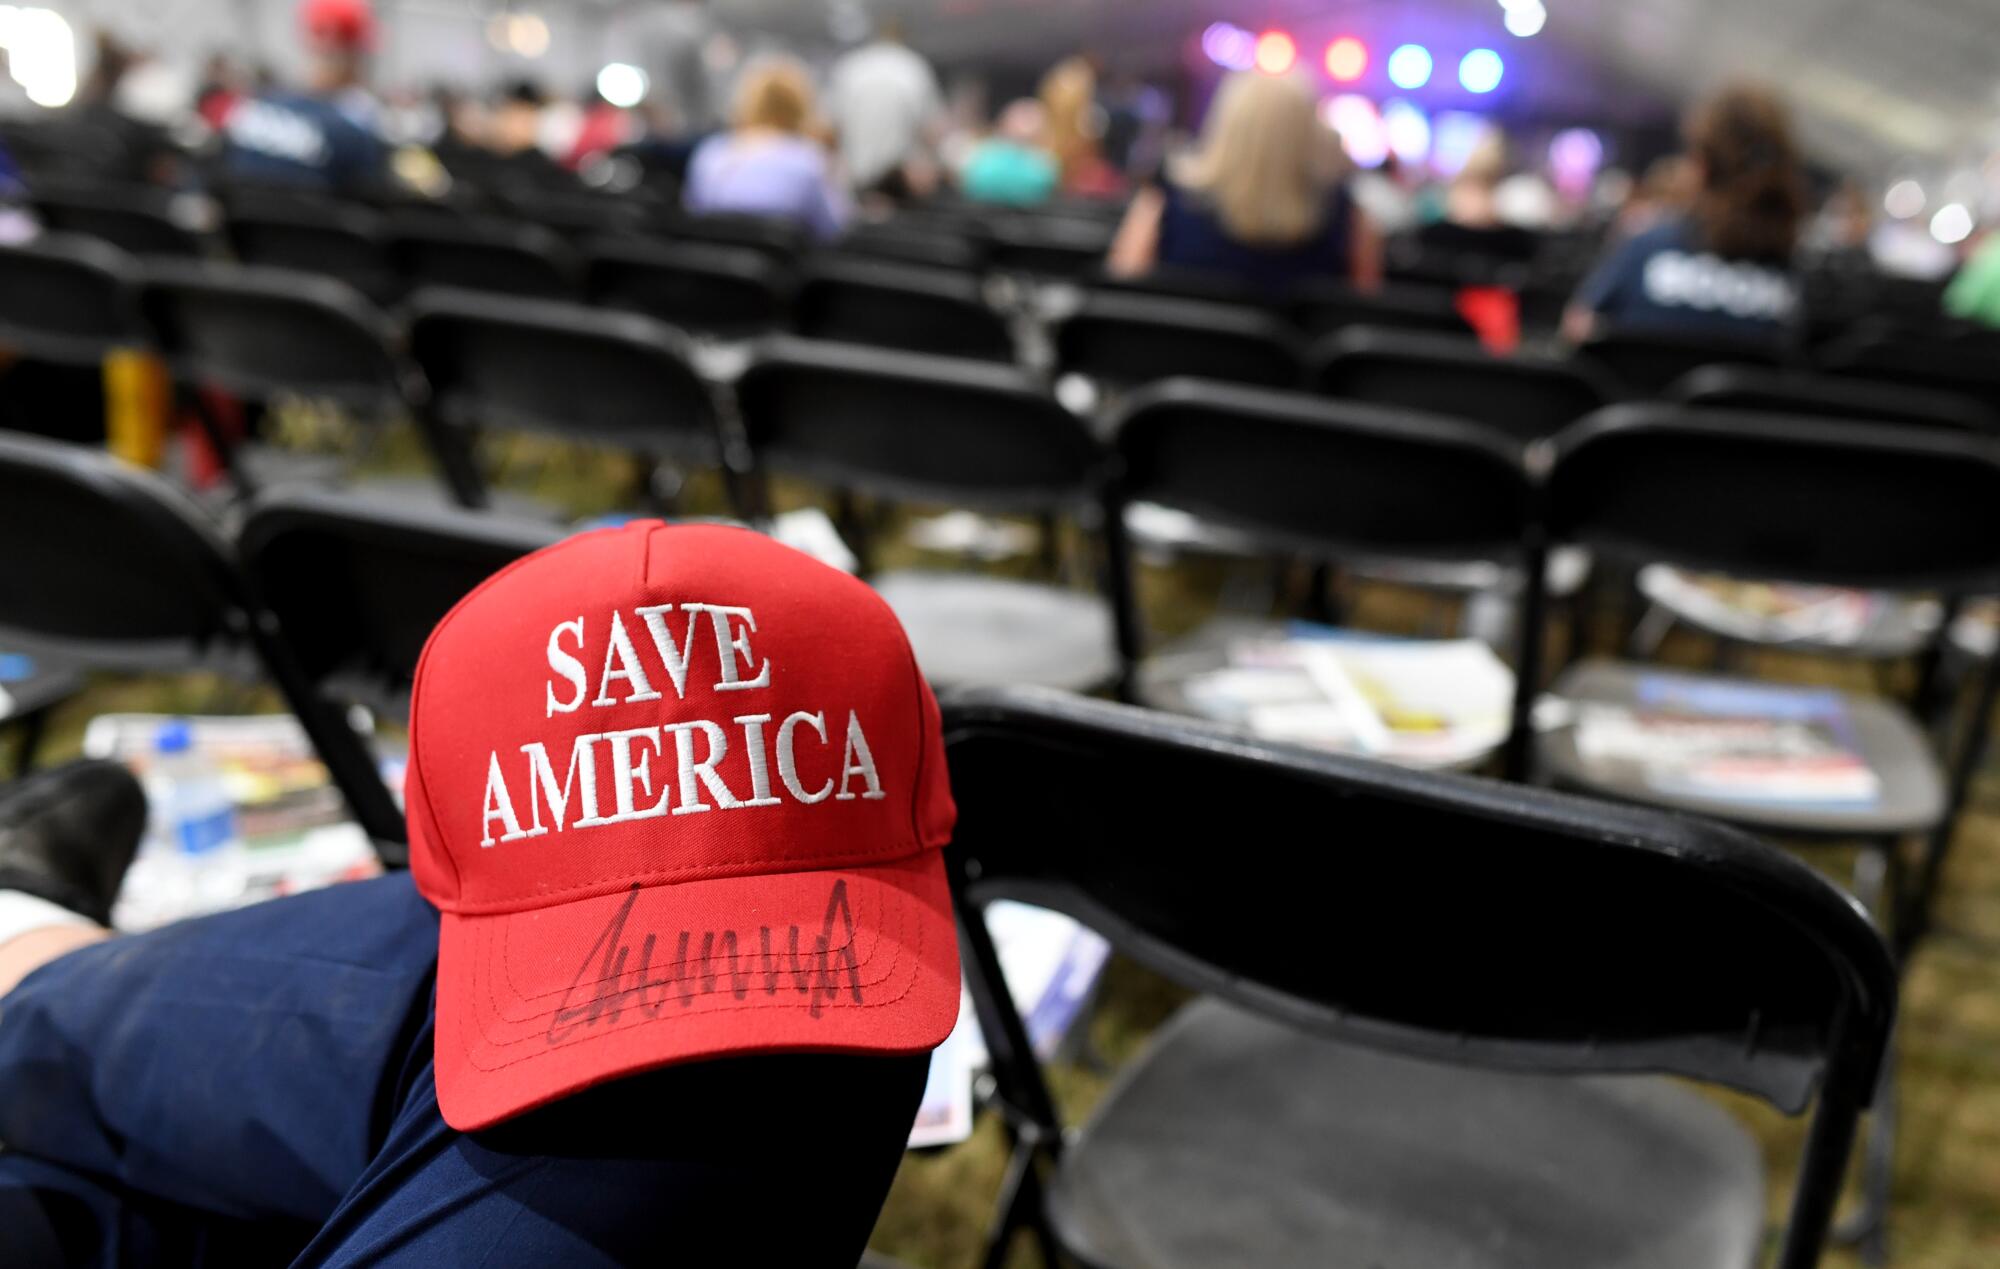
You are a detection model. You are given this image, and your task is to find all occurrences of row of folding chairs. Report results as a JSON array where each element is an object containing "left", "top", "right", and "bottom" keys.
[
  {"left": 26, "top": 176, "right": 2000, "bottom": 417},
  {"left": 0, "top": 428, "right": 1897, "bottom": 1266}
]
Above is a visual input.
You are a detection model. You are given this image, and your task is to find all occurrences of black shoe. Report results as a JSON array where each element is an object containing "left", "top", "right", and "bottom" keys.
[{"left": 0, "top": 760, "right": 148, "bottom": 926}]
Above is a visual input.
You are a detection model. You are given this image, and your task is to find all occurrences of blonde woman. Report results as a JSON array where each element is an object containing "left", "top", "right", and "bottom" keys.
[
  {"left": 1108, "top": 70, "right": 1380, "bottom": 289},
  {"left": 683, "top": 56, "right": 849, "bottom": 239}
]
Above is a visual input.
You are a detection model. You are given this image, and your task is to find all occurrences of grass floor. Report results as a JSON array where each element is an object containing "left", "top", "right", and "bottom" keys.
[{"left": 22, "top": 428, "right": 2000, "bottom": 1267}]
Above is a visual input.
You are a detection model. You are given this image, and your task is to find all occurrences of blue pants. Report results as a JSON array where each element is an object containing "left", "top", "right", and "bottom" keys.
[{"left": 0, "top": 874, "right": 926, "bottom": 1267}]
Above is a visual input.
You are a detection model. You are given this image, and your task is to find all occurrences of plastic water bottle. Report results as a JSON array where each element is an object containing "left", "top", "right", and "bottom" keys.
[{"left": 154, "top": 720, "right": 240, "bottom": 857}]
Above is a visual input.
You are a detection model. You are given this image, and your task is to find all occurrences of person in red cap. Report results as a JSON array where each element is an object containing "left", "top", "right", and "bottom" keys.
[
  {"left": 0, "top": 523, "right": 960, "bottom": 1266},
  {"left": 219, "top": 0, "right": 389, "bottom": 191}
]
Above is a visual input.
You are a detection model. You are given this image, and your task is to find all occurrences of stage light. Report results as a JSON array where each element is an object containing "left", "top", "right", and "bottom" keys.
[
  {"left": 1324, "top": 93, "right": 1387, "bottom": 167},
  {"left": 1387, "top": 44, "right": 1432, "bottom": 90},
  {"left": 1324, "top": 36, "right": 1367, "bottom": 81},
  {"left": 1504, "top": 2, "right": 1546, "bottom": 37},
  {"left": 1459, "top": 49, "right": 1504, "bottom": 93},
  {"left": 1883, "top": 179, "right": 1924, "bottom": 219},
  {"left": 1931, "top": 203, "right": 1973, "bottom": 245},
  {"left": 1202, "top": 22, "right": 1255, "bottom": 71},
  {"left": 597, "top": 63, "right": 647, "bottom": 109},
  {"left": 1254, "top": 30, "right": 1297, "bottom": 74},
  {"left": 1383, "top": 98, "right": 1431, "bottom": 163}
]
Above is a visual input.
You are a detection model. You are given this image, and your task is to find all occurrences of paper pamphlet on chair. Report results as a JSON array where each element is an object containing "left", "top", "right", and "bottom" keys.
[
  {"left": 1178, "top": 624, "right": 1514, "bottom": 768},
  {"left": 1573, "top": 675, "right": 1881, "bottom": 807}
]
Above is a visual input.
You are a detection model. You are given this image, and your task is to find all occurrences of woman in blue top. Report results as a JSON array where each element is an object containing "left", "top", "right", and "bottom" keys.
[
  {"left": 683, "top": 57, "right": 849, "bottom": 241},
  {"left": 1564, "top": 84, "right": 1805, "bottom": 343},
  {"left": 1107, "top": 70, "right": 1381, "bottom": 292}
]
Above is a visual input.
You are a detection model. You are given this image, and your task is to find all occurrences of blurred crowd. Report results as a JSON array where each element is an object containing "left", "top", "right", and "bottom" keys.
[{"left": 2, "top": 0, "right": 1997, "bottom": 340}]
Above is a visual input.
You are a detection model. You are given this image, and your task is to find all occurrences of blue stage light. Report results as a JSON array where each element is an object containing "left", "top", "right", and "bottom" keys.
[
  {"left": 1459, "top": 48, "right": 1504, "bottom": 93},
  {"left": 1386, "top": 44, "right": 1433, "bottom": 90}
]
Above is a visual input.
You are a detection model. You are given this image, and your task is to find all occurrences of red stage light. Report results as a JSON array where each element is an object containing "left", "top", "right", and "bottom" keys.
[
  {"left": 1324, "top": 36, "right": 1367, "bottom": 81},
  {"left": 1254, "top": 30, "right": 1297, "bottom": 74}
]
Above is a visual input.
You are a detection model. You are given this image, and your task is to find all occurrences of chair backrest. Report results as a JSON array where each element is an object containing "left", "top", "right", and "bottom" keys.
[
  {"left": 1549, "top": 403, "right": 2000, "bottom": 592},
  {"left": 1669, "top": 364, "right": 1997, "bottom": 433},
  {"left": 496, "top": 188, "right": 651, "bottom": 241},
  {"left": 0, "top": 430, "right": 248, "bottom": 669},
  {"left": 1289, "top": 280, "right": 1475, "bottom": 340},
  {"left": 31, "top": 184, "right": 209, "bottom": 258},
  {"left": 137, "top": 260, "right": 405, "bottom": 410},
  {"left": 387, "top": 216, "right": 578, "bottom": 300},
  {"left": 792, "top": 258, "right": 1014, "bottom": 362},
  {"left": 1105, "top": 378, "right": 1533, "bottom": 566},
  {"left": 1820, "top": 330, "right": 2000, "bottom": 414},
  {"left": 0, "top": 236, "right": 146, "bottom": 367},
  {"left": 238, "top": 487, "right": 561, "bottom": 719},
  {"left": 735, "top": 336, "right": 1101, "bottom": 513},
  {"left": 586, "top": 237, "right": 791, "bottom": 339},
  {"left": 1312, "top": 327, "right": 1614, "bottom": 444},
  {"left": 658, "top": 209, "right": 806, "bottom": 266},
  {"left": 406, "top": 288, "right": 721, "bottom": 459},
  {"left": 983, "top": 213, "right": 1115, "bottom": 277},
  {"left": 0, "top": 432, "right": 406, "bottom": 846},
  {"left": 223, "top": 197, "right": 399, "bottom": 305},
  {"left": 1577, "top": 327, "right": 1788, "bottom": 397},
  {"left": 832, "top": 220, "right": 986, "bottom": 272},
  {"left": 1056, "top": 291, "right": 1304, "bottom": 390},
  {"left": 942, "top": 686, "right": 1894, "bottom": 1269}
]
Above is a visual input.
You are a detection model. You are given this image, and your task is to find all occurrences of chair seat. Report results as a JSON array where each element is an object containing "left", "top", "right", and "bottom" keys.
[
  {"left": 1539, "top": 659, "right": 1945, "bottom": 836},
  {"left": 1134, "top": 618, "right": 1511, "bottom": 771},
  {"left": 870, "top": 570, "right": 1116, "bottom": 692},
  {"left": 0, "top": 651, "right": 85, "bottom": 725},
  {"left": 1637, "top": 566, "right": 1940, "bottom": 659},
  {"left": 1049, "top": 998, "right": 1763, "bottom": 1269}
]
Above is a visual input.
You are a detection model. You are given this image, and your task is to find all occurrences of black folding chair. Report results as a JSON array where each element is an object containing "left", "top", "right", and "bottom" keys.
[
  {"left": 792, "top": 258, "right": 1014, "bottom": 362},
  {"left": 983, "top": 213, "right": 1115, "bottom": 277},
  {"left": 1576, "top": 327, "right": 1789, "bottom": 397},
  {"left": 222, "top": 194, "right": 399, "bottom": 306},
  {"left": 657, "top": 209, "right": 806, "bottom": 267},
  {"left": 1540, "top": 403, "right": 2000, "bottom": 870},
  {"left": 1055, "top": 292, "right": 1304, "bottom": 393},
  {"left": 832, "top": 220, "right": 987, "bottom": 272},
  {"left": 136, "top": 260, "right": 479, "bottom": 504},
  {"left": 735, "top": 337, "right": 1115, "bottom": 691},
  {"left": 1819, "top": 330, "right": 2000, "bottom": 416},
  {"left": 944, "top": 686, "right": 1895, "bottom": 1269},
  {"left": 407, "top": 288, "right": 735, "bottom": 511},
  {"left": 1312, "top": 327, "right": 1615, "bottom": 445},
  {"left": 0, "top": 432, "right": 403, "bottom": 850},
  {"left": 1288, "top": 279, "right": 1475, "bottom": 340},
  {"left": 238, "top": 486, "right": 561, "bottom": 859},
  {"left": 585, "top": 237, "right": 791, "bottom": 341},
  {"left": 1536, "top": 405, "right": 2000, "bottom": 1252},
  {"left": 1100, "top": 378, "right": 1543, "bottom": 775},
  {"left": 387, "top": 216, "right": 579, "bottom": 300},
  {"left": 1669, "top": 364, "right": 1997, "bottom": 433},
  {"left": 30, "top": 182, "right": 210, "bottom": 258},
  {"left": 0, "top": 236, "right": 147, "bottom": 368}
]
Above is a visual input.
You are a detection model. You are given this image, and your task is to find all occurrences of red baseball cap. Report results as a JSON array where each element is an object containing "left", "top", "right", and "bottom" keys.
[
  {"left": 407, "top": 522, "right": 960, "bottom": 1131},
  {"left": 301, "top": 0, "right": 378, "bottom": 53}
]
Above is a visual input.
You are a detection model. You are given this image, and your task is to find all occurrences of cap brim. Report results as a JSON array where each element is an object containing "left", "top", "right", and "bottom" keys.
[{"left": 434, "top": 850, "right": 959, "bottom": 1132}]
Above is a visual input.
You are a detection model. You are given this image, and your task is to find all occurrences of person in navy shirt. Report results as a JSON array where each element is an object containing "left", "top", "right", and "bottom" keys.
[
  {"left": 1107, "top": 70, "right": 1381, "bottom": 293},
  {"left": 221, "top": 0, "right": 388, "bottom": 192},
  {"left": 1565, "top": 84, "right": 1805, "bottom": 343}
]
